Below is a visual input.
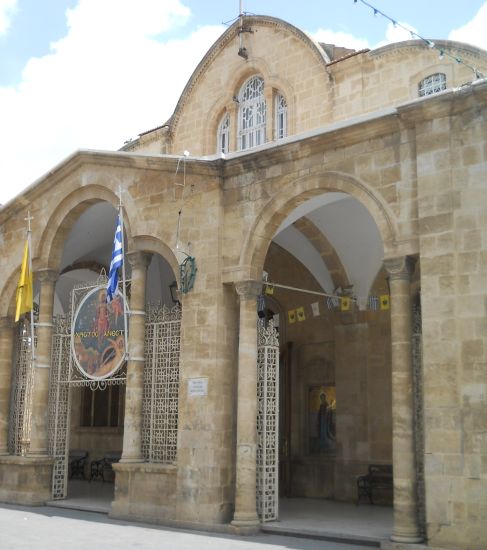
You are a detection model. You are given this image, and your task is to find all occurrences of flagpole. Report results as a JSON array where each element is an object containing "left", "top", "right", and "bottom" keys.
[
  {"left": 26, "top": 211, "right": 36, "bottom": 366},
  {"left": 118, "top": 187, "right": 129, "bottom": 359}
]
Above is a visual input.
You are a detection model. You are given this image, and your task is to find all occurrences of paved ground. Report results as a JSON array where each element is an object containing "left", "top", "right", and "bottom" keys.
[{"left": 0, "top": 503, "right": 376, "bottom": 550}]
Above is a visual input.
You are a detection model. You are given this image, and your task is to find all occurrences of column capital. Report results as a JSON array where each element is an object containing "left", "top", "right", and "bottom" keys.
[
  {"left": 127, "top": 251, "right": 152, "bottom": 270},
  {"left": 35, "top": 269, "right": 58, "bottom": 284},
  {"left": 384, "top": 256, "right": 416, "bottom": 281},
  {"left": 0, "top": 316, "right": 15, "bottom": 330},
  {"left": 235, "top": 280, "right": 262, "bottom": 300}
]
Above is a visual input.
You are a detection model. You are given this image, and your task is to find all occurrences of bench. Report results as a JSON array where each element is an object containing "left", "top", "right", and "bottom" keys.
[
  {"left": 357, "top": 464, "right": 393, "bottom": 504},
  {"left": 68, "top": 449, "right": 88, "bottom": 479},
  {"left": 90, "top": 451, "right": 122, "bottom": 482}
]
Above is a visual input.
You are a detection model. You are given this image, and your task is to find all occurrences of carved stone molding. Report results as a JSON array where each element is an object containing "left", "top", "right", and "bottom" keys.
[
  {"left": 384, "top": 256, "right": 416, "bottom": 281},
  {"left": 127, "top": 251, "right": 152, "bottom": 271},
  {"left": 235, "top": 280, "right": 262, "bottom": 300},
  {"left": 35, "top": 269, "right": 58, "bottom": 284}
]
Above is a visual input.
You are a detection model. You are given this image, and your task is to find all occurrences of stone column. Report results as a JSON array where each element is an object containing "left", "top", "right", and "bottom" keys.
[
  {"left": 231, "top": 280, "right": 261, "bottom": 528},
  {"left": 264, "top": 88, "right": 274, "bottom": 142},
  {"left": 120, "top": 251, "right": 151, "bottom": 463},
  {"left": 385, "top": 256, "right": 422, "bottom": 544},
  {"left": 28, "top": 269, "right": 58, "bottom": 456},
  {"left": 0, "top": 317, "right": 15, "bottom": 455}
]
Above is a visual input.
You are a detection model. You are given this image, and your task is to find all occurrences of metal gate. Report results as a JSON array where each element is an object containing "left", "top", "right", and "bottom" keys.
[
  {"left": 8, "top": 321, "right": 36, "bottom": 456},
  {"left": 47, "top": 276, "right": 128, "bottom": 500},
  {"left": 48, "top": 315, "right": 72, "bottom": 499},
  {"left": 256, "top": 319, "right": 279, "bottom": 522},
  {"left": 142, "top": 304, "right": 181, "bottom": 463}
]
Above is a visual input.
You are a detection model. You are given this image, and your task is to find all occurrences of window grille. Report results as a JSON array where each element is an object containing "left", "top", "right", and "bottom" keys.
[
  {"left": 256, "top": 319, "right": 279, "bottom": 522},
  {"left": 418, "top": 73, "right": 446, "bottom": 97},
  {"left": 8, "top": 321, "right": 35, "bottom": 456},
  {"left": 142, "top": 304, "right": 181, "bottom": 463},
  {"left": 275, "top": 93, "right": 288, "bottom": 139},
  {"left": 217, "top": 113, "right": 230, "bottom": 154},
  {"left": 239, "top": 76, "right": 266, "bottom": 150}
]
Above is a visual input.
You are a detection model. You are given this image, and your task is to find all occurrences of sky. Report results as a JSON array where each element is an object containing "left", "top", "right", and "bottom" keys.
[{"left": 1, "top": 0, "right": 487, "bottom": 206}]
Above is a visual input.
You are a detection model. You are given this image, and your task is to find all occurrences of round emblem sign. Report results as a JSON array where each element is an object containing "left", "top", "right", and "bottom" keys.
[{"left": 71, "top": 286, "right": 127, "bottom": 380}]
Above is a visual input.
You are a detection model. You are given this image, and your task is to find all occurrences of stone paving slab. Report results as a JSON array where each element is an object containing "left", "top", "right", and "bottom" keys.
[{"left": 0, "top": 503, "right": 377, "bottom": 550}]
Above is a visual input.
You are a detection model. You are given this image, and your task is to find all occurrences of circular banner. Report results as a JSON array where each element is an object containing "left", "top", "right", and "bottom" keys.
[{"left": 71, "top": 286, "right": 127, "bottom": 380}]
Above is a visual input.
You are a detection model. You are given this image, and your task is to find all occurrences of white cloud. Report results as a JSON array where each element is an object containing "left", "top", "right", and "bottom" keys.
[
  {"left": 311, "top": 20, "right": 418, "bottom": 53},
  {"left": 311, "top": 29, "right": 369, "bottom": 52},
  {"left": 0, "top": 0, "right": 224, "bottom": 205},
  {"left": 449, "top": 2, "right": 487, "bottom": 49},
  {"left": 377, "top": 21, "right": 418, "bottom": 47},
  {"left": 0, "top": 0, "right": 16, "bottom": 35}
]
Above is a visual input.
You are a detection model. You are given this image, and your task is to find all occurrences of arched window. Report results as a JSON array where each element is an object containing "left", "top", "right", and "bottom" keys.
[
  {"left": 418, "top": 73, "right": 446, "bottom": 97},
  {"left": 239, "top": 76, "right": 266, "bottom": 150},
  {"left": 275, "top": 93, "right": 287, "bottom": 140},
  {"left": 217, "top": 113, "right": 230, "bottom": 154}
]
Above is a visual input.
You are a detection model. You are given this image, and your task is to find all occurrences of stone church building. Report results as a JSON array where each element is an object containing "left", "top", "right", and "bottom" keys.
[{"left": 0, "top": 14, "right": 486, "bottom": 550}]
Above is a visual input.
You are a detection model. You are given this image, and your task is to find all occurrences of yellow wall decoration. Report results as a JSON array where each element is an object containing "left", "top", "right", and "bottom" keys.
[{"left": 288, "top": 309, "right": 296, "bottom": 324}]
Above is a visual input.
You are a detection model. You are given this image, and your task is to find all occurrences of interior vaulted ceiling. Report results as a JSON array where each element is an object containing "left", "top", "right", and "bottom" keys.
[
  {"left": 273, "top": 193, "right": 384, "bottom": 300},
  {"left": 52, "top": 192, "right": 384, "bottom": 313}
]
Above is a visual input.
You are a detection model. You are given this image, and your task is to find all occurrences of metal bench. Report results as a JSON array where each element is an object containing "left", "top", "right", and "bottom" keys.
[
  {"left": 357, "top": 464, "right": 393, "bottom": 504},
  {"left": 68, "top": 449, "right": 88, "bottom": 479},
  {"left": 90, "top": 451, "right": 122, "bottom": 482}
]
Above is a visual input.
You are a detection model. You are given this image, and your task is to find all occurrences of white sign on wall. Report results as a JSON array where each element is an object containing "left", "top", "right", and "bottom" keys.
[{"left": 188, "top": 377, "right": 208, "bottom": 397}]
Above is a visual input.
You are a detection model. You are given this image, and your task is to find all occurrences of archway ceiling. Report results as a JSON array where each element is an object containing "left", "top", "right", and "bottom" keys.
[
  {"left": 52, "top": 194, "right": 383, "bottom": 307},
  {"left": 272, "top": 193, "right": 384, "bottom": 299}
]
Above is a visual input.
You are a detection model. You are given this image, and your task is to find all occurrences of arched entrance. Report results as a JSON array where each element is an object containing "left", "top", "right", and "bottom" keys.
[
  {"left": 231, "top": 170, "right": 424, "bottom": 541},
  {"left": 34, "top": 200, "right": 182, "bottom": 511},
  {"left": 261, "top": 190, "right": 392, "bottom": 505}
]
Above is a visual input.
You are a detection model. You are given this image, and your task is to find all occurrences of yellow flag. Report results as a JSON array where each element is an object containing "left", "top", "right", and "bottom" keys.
[
  {"left": 297, "top": 306, "right": 306, "bottom": 322},
  {"left": 288, "top": 309, "right": 296, "bottom": 324},
  {"left": 380, "top": 294, "right": 390, "bottom": 310},
  {"left": 264, "top": 284, "right": 274, "bottom": 296},
  {"left": 15, "top": 240, "right": 33, "bottom": 322},
  {"left": 340, "top": 296, "right": 350, "bottom": 311}
]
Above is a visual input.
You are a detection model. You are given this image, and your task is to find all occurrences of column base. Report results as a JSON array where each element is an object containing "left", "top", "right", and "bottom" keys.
[
  {"left": 119, "top": 455, "right": 144, "bottom": 463},
  {"left": 231, "top": 516, "right": 261, "bottom": 535},
  {"left": 0, "top": 455, "right": 54, "bottom": 505},
  {"left": 390, "top": 534, "right": 424, "bottom": 544}
]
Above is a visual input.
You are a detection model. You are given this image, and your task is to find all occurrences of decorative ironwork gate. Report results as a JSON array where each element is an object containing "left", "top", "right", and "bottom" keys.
[
  {"left": 142, "top": 304, "right": 181, "bottom": 463},
  {"left": 412, "top": 295, "right": 426, "bottom": 536},
  {"left": 8, "top": 321, "right": 36, "bottom": 456},
  {"left": 256, "top": 319, "right": 279, "bottom": 522},
  {"left": 47, "top": 276, "right": 128, "bottom": 500},
  {"left": 48, "top": 315, "right": 72, "bottom": 499}
]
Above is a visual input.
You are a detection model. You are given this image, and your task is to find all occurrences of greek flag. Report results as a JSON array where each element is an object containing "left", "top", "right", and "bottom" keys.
[{"left": 107, "top": 215, "right": 123, "bottom": 303}]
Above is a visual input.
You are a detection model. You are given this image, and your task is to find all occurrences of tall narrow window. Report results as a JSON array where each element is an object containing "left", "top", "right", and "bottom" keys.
[
  {"left": 418, "top": 73, "right": 446, "bottom": 97},
  {"left": 275, "top": 93, "right": 288, "bottom": 140},
  {"left": 239, "top": 76, "right": 266, "bottom": 150},
  {"left": 217, "top": 113, "right": 230, "bottom": 154}
]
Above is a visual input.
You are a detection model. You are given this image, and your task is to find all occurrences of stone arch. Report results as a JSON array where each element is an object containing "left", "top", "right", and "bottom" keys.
[
  {"left": 239, "top": 171, "right": 398, "bottom": 280},
  {"left": 131, "top": 235, "right": 179, "bottom": 285},
  {"left": 0, "top": 267, "right": 24, "bottom": 318},
  {"left": 37, "top": 185, "right": 135, "bottom": 272},
  {"left": 292, "top": 217, "right": 350, "bottom": 290}
]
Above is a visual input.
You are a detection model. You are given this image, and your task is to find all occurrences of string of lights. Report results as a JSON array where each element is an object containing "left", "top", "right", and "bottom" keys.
[{"left": 354, "top": 0, "right": 484, "bottom": 79}]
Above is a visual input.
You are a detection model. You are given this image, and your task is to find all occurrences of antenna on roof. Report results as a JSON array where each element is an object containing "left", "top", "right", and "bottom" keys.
[{"left": 237, "top": 0, "right": 251, "bottom": 59}]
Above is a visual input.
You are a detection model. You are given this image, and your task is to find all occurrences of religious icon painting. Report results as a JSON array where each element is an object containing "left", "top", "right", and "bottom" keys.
[
  {"left": 71, "top": 285, "right": 127, "bottom": 380},
  {"left": 309, "top": 385, "right": 336, "bottom": 454}
]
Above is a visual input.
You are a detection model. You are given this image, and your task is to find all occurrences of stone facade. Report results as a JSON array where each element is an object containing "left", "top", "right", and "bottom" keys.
[{"left": 0, "top": 14, "right": 486, "bottom": 550}]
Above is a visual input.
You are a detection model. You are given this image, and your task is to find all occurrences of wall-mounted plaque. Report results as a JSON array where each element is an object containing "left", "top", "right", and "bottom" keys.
[{"left": 188, "top": 377, "right": 208, "bottom": 397}]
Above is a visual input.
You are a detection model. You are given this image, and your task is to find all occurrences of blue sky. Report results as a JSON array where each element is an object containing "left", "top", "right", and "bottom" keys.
[{"left": 1, "top": 0, "right": 487, "bottom": 205}]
